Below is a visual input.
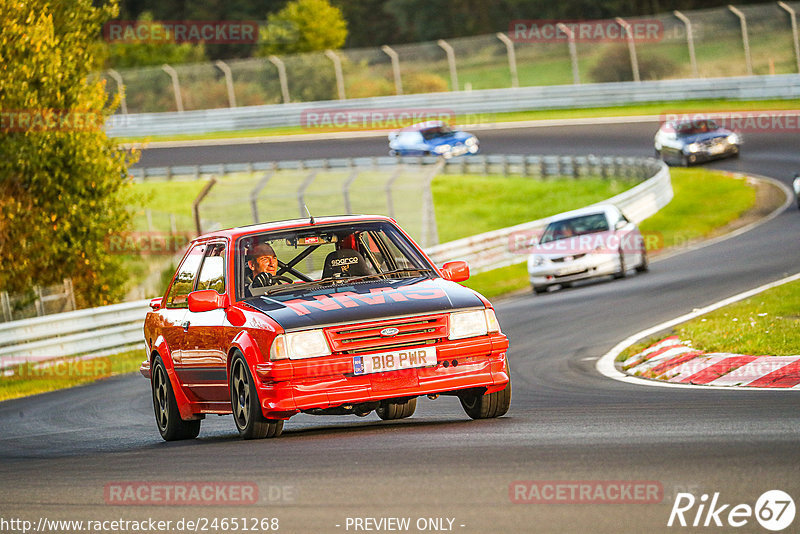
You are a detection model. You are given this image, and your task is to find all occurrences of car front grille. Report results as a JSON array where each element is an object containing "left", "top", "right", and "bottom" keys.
[
  {"left": 325, "top": 314, "right": 448, "bottom": 354},
  {"left": 551, "top": 253, "right": 587, "bottom": 263}
]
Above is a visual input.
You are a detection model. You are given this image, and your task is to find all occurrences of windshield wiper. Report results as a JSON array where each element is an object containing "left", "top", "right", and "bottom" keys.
[
  {"left": 343, "top": 268, "right": 434, "bottom": 284},
  {"left": 259, "top": 268, "right": 434, "bottom": 296}
]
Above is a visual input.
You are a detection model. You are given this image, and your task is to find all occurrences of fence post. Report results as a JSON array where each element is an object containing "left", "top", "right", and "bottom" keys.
[
  {"left": 384, "top": 165, "right": 404, "bottom": 218},
  {"left": 1, "top": 291, "right": 12, "bottom": 322},
  {"left": 343, "top": 166, "right": 360, "bottom": 214},
  {"left": 268, "top": 56, "right": 291, "bottom": 103},
  {"left": 324, "top": 50, "right": 346, "bottom": 100},
  {"left": 728, "top": 5, "right": 753, "bottom": 76},
  {"left": 161, "top": 64, "right": 184, "bottom": 112},
  {"left": 495, "top": 32, "right": 519, "bottom": 88},
  {"left": 297, "top": 170, "right": 319, "bottom": 217},
  {"left": 615, "top": 18, "right": 640, "bottom": 82},
  {"left": 250, "top": 166, "right": 276, "bottom": 223},
  {"left": 673, "top": 11, "right": 699, "bottom": 78},
  {"left": 421, "top": 159, "right": 444, "bottom": 248},
  {"left": 214, "top": 60, "right": 237, "bottom": 108},
  {"left": 778, "top": 1, "right": 800, "bottom": 74},
  {"left": 437, "top": 39, "right": 460, "bottom": 91},
  {"left": 192, "top": 177, "right": 217, "bottom": 235},
  {"left": 106, "top": 69, "right": 128, "bottom": 115},
  {"left": 556, "top": 23, "right": 580, "bottom": 84},
  {"left": 381, "top": 45, "right": 403, "bottom": 95}
]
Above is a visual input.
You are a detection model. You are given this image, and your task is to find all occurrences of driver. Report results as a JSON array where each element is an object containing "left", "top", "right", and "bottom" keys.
[{"left": 247, "top": 242, "right": 280, "bottom": 290}]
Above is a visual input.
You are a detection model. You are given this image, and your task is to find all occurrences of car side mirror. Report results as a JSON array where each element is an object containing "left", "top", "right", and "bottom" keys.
[
  {"left": 149, "top": 297, "right": 162, "bottom": 310},
  {"left": 615, "top": 220, "right": 628, "bottom": 231},
  {"left": 441, "top": 261, "right": 470, "bottom": 283},
  {"left": 188, "top": 289, "right": 228, "bottom": 312}
]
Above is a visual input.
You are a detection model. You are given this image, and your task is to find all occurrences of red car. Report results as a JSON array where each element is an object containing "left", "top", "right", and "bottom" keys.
[{"left": 141, "top": 215, "right": 511, "bottom": 440}]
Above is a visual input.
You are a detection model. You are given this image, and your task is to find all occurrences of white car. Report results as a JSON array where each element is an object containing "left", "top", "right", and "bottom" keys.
[
  {"left": 527, "top": 205, "right": 648, "bottom": 294},
  {"left": 794, "top": 174, "right": 800, "bottom": 210}
]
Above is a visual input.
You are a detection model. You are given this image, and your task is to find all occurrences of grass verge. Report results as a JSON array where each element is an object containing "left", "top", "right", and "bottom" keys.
[
  {"left": 113, "top": 99, "right": 798, "bottom": 144},
  {"left": 462, "top": 168, "right": 757, "bottom": 299},
  {"left": 0, "top": 349, "right": 146, "bottom": 402},
  {"left": 617, "top": 279, "right": 800, "bottom": 362}
]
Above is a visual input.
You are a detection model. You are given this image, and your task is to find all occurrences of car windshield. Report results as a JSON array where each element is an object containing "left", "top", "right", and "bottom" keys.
[
  {"left": 675, "top": 119, "right": 719, "bottom": 136},
  {"left": 539, "top": 213, "right": 610, "bottom": 244},
  {"left": 236, "top": 221, "right": 434, "bottom": 300},
  {"left": 420, "top": 125, "right": 454, "bottom": 140}
]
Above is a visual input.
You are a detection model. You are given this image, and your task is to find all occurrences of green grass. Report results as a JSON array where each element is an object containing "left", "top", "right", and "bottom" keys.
[
  {"left": 618, "top": 279, "right": 800, "bottom": 362},
  {"left": 461, "top": 168, "right": 757, "bottom": 299},
  {"left": 0, "top": 349, "right": 146, "bottom": 402},
  {"left": 112, "top": 98, "right": 800, "bottom": 144}
]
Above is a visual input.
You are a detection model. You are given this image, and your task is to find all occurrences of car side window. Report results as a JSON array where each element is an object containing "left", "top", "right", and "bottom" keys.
[
  {"left": 196, "top": 243, "right": 226, "bottom": 294},
  {"left": 165, "top": 244, "right": 206, "bottom": 308}
]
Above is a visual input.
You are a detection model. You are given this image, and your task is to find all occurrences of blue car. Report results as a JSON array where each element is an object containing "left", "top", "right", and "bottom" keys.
[
  {"left": 654, "top": 118, "right": 741, "bottom": 166},
  {"left": 388, "top": 121, "right": 479, "bottom": 158}
]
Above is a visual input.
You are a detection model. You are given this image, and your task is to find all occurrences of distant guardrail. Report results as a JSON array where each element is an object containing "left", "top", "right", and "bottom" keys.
[
  {"left": 106, "top": 74, "right": 800, "bottom": 138},
  {"left": 1, "top": 155, "right": 669, "bottom": 367}
]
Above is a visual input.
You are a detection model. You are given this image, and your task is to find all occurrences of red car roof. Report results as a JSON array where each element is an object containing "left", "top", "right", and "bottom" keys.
[{"left": 192, "top": 214, "right": 397, "bottom": 242}]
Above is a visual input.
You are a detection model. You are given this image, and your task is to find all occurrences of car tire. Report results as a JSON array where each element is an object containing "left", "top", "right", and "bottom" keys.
[
  {"left": 613, "top": 252, "right": 627, "bottom": 279},
  {"left": 376, "top": 398, "right": 417, "bottom": 420},
  {"left": 635, "top": 248, "right": 649, "bottom": 273},
  {"left": 389, "top": 149, "right": 398, "bottom": 157},
  {"left": 152, "top": 355, "right": 201, "bottom": 441},
  {"left": 681, "top": 154, "right": 690, "bottom": 167},
  {"left": 654, "top": 148, "right": 661, "bottom": 159},
  {"left": 532, "top": 285, "right": 548, "bottom": 294},
  {"left": 459, "top": 380, "right": 511, "bottom": 420},
  {"left": 230, "top": 352, "right": 284, "bottom": 440}
]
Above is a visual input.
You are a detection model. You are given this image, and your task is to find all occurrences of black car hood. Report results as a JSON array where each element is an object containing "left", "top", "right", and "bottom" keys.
[{"left": 243, "top": 277, "right": 483, "bottom": 330}]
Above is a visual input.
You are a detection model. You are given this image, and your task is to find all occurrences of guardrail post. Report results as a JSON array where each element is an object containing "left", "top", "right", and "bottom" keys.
[
  {"left": 250, "top": 166, "right": 276, "bottom": 223},
  {"left": 615, "top": 18, "right": 640, "bottom": 82},
  {"left": 214, "top": 60, "right": 237, "bottom": 108},
  {"left": 324, "top": 50, "right": 346, "bottom": 100},
  {"left": 161, "top": 64, "right": 184, "bottom": 112},
  {"left": 343, "top": 166, "right": 360, "bottom": 214},
  {"left": 106, "top": 69, "right": 128, "bottom": 115},
  {"left": 673, "top": 11, "right": 699, "bottom": 78},
  {"left": 381, "top": 45, "right": 404, "bottom": 95},
  {"left": 192, "top": 177, "right": 217, "bottom": 235},
  {"left": 437, "top": 39, "right": 460, "bottom": 91},
  {"left": 297, "top": 170, "right": 319, "bottom": 217},
  {"left": 495, "top": 33, "right": 519, "bottom": 88},
  {"left": 556, "top": 24, "right": 581, "bottom": 84},
  {"left": 728, "top": 5, "right": 753, "bottom": 76},
  {"left": 778, "top": 1, "right": 800, "bottom": 73},
  {"left": 268, "top": 56, "right": 291, "bottom": 103}
]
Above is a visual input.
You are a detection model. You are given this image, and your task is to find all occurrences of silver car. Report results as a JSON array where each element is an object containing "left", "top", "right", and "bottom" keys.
[
  {"left": 794, "top": 174, "right": 800, "bottom": 210},
  {"left": 527, "top": 205, "right": 648, "bottom": 294}
]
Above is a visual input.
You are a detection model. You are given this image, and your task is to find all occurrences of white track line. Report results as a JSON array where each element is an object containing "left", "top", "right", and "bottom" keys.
[{"left": 596, "top": 271, "right": 800, "bottom": 390}]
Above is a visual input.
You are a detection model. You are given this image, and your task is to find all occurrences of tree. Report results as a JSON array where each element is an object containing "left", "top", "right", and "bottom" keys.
[
  {"left": 105, "top": 12, "right": 207, "bottom": 69},
  {"left": 258, "top": 0, "right": 347, "bottom": 56},
  {"left": 0, "top": 0, "right": 139, "bottom": 308}
]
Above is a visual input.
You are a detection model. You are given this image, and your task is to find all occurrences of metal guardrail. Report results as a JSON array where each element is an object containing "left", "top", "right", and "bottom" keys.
[
  {"left": 0, "top": 156, "right": 669, "bottom": 367},
  {"left": 106, "top": 74, "right": 800, "bottom": 138}
]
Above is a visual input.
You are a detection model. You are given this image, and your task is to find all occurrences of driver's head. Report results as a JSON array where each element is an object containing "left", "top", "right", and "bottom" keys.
[{"left": 247, "top": 242, "right": 277, "bottom": 276}]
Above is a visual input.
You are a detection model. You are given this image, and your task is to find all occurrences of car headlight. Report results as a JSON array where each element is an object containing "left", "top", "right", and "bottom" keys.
[
  {"left": 434, "top": 144, "right": 450, "bottom": 154},
  {"left": 687, "top": 142, "right": 701, "bottom": 153},
  {"left": 448, "top": 309, "right": 500, "bottom": 340},
  {"left": 270, "top": 330, "right": 331, "bottom": 360},
  {"left": 726, "top": 133, "right": 740, "bottom": 144},
  {"left": 531, "top": 255, "right": 544, "bottom": 266},
  {"left": 465, "top": 136, "right": 477, "bottom": 147}
]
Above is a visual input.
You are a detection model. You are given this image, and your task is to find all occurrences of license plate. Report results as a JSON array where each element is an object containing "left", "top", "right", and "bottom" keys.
[
  {"left": 709, "top": 144, "right": 725, "bottom": 155},
  {"left": 353, "top": 347, "right": 436, "bottom": 376}
]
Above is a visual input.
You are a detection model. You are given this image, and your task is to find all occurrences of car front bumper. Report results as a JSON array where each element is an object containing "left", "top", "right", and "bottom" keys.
[
  {"left": 252, "top": 334, "right": 509, "bottom": 419},
  {"left": 529, "top": 254, "right": 619, "bottom": 286}
]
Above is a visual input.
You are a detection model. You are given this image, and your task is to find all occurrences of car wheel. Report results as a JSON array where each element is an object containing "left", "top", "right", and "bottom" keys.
[
  {"left": 230, "top": 352, "right": 284, "bottom": 440},
  {"left": 635, "top": 248, "right": 649, "bottom": 273},
  {"left": 459, "top": 380, "right": 511, "bottom": 420},
  {"left": 681, "top": 153, "right": 690, "bottom": 167},
  {"left": 731, "top": 145, "right": 740, "bottom": 158},
  {"left": 532, "top": 285, "right": 549, "bottom": 294},
  {"left": 376, "top": 398, "right": 417, "bottom": 420},
  {"left": 654, "top": 148, "right": 661, "bottom": 159},
  {"left": 613, "top": 252, "right": 627, "bottom": 279},
  {"left": 152, "top": 355, "right": 201, "bottom": 441},
  {"left": 389, "top": 149, "right": 398, "bottom": 157}
]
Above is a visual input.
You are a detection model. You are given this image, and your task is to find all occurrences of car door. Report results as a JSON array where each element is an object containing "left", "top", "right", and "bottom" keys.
[
  {"left": 180, "top": 241, "right": 230, "bottom": 406},
  {"left": 161, "top": 243, "right": 206, "bottom": 370}
]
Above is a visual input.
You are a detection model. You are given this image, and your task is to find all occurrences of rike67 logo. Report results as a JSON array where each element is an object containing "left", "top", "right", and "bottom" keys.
[{"left": 668, "top": 490, "right": 795, "bottom": 531}]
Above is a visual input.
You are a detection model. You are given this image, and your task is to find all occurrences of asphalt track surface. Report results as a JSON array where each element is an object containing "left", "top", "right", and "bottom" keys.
[{"left": 2, "top": 122, "right": 799, "bottom": 533}]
